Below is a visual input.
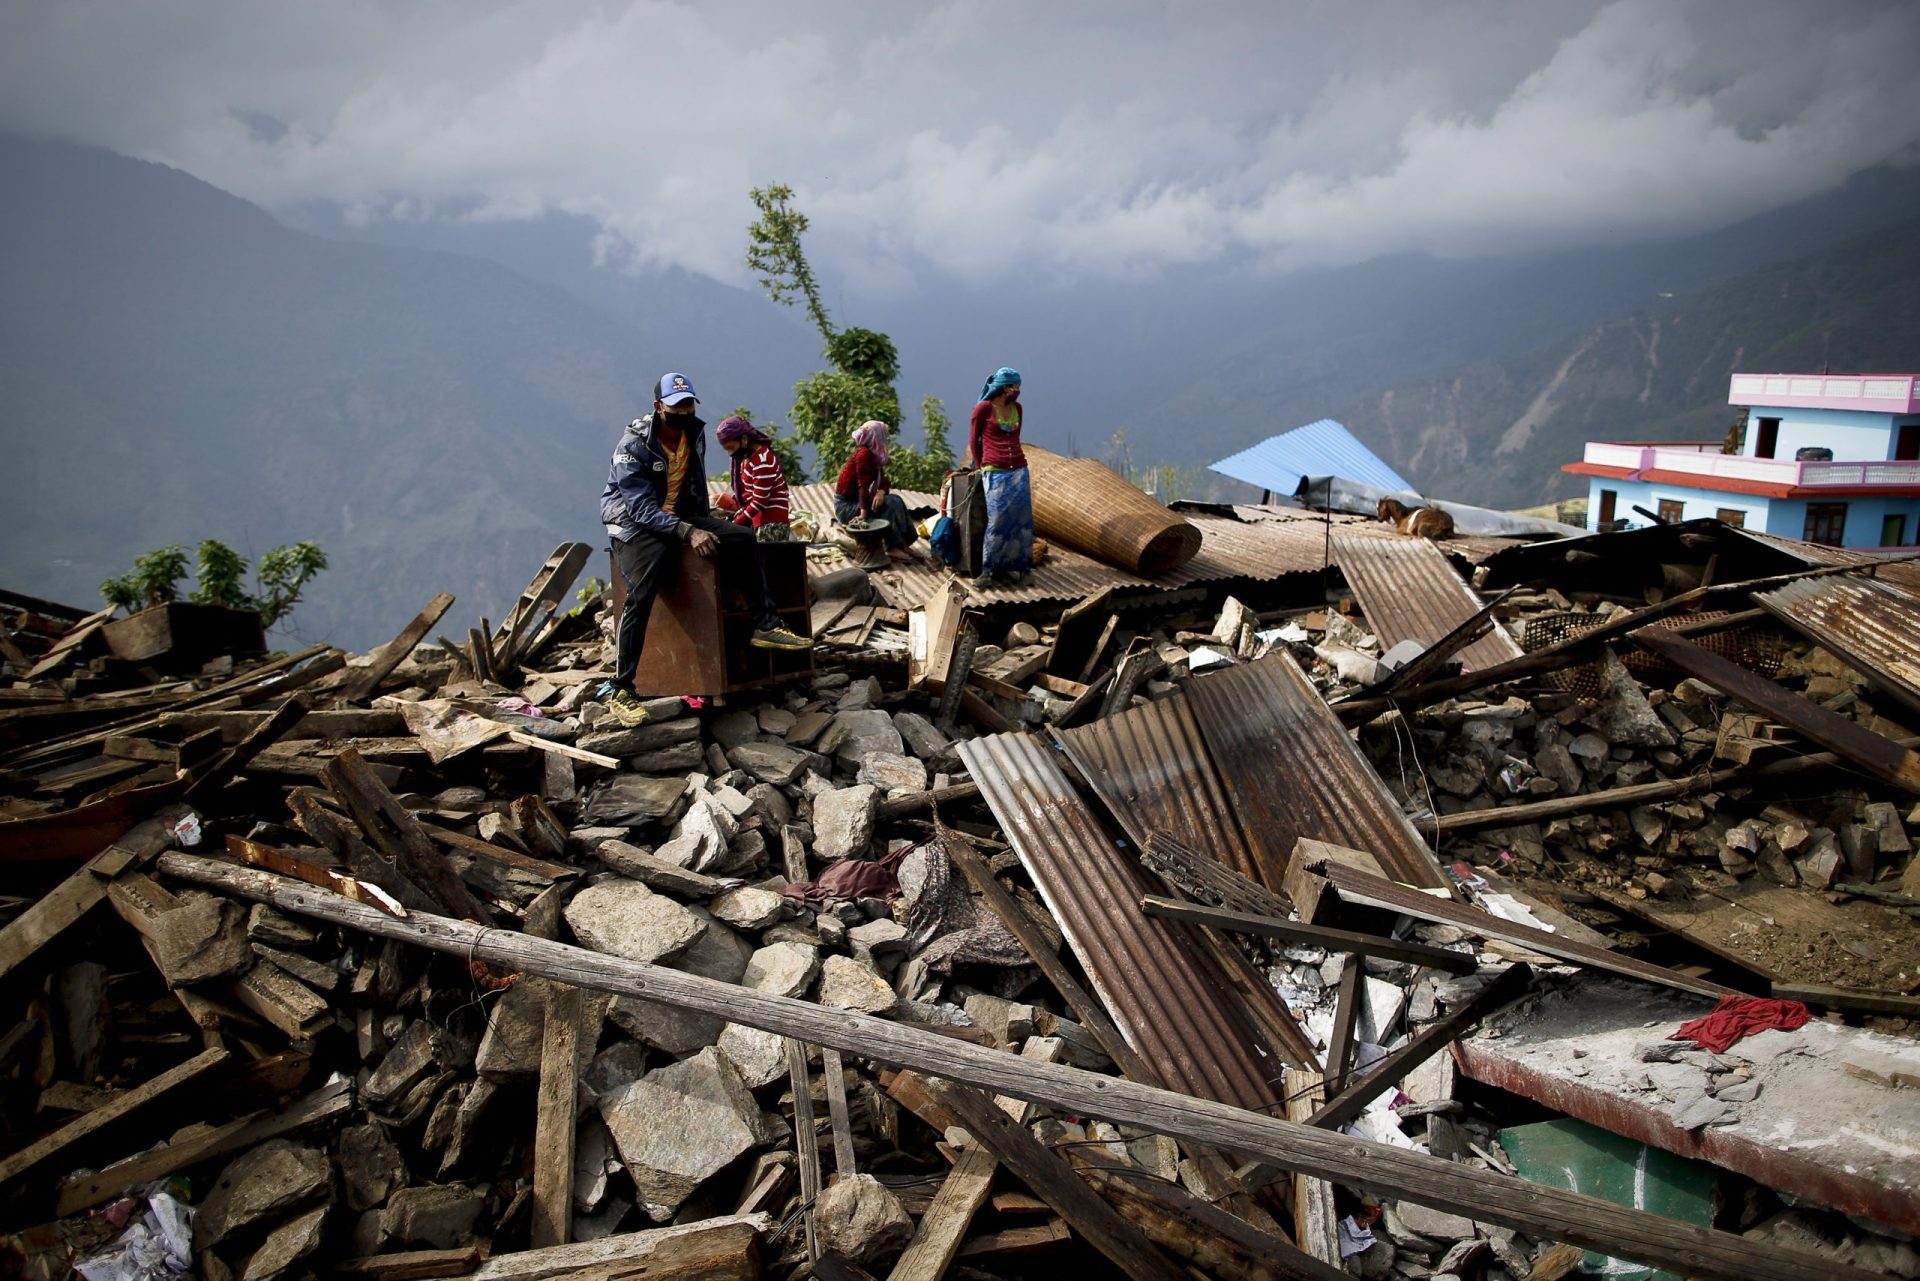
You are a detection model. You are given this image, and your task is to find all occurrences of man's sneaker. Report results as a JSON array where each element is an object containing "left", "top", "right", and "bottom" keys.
[
  {"left": 606, "top": 688, "right": 651, "bottom": 726},
  {"left": 750, "top": 623, "right": 813, "bottom": 651}
]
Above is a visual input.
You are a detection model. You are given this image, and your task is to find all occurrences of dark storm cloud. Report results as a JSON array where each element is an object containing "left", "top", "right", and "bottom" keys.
[{"left": 2, "top": 1, "right": 1914, "bottom": 290}]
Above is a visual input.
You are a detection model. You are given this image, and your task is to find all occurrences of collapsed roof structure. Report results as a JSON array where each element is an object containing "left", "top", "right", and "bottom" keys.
[{"left": 3, "top": 455, "right": 1918, "bottom": 1281}]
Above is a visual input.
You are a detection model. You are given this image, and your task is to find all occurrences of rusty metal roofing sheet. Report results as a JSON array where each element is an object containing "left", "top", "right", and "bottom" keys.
[
  {"left": 1056, "top": 692, "right": 1263, "bottom": 886},
  {"left": 955, "top": 731, "right": 1286, "bottom": 1110},
  {"left": 1328, "top": 532, "right": 1525, "bottom": 672},
  {"left": 774, "top": 482, "right": 1522, "bottom": 611},
  {"left": 1181, "top": 650, "right": 1449, "bottom": 890},
  {"left": 1753, "top": 576, "right": 1920, "bottom": 715},
  {"left": 1215, "top": 504, "right": 1521, "bottom": 565}
]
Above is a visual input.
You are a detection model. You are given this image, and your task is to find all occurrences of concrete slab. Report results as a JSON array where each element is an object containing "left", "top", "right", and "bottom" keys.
[{"left": 1455, "top": 974, "right": 1920, "bottom": 1236}]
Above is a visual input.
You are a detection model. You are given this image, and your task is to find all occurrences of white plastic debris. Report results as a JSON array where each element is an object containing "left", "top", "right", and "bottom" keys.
[{"left": 75, "top": 1186, "right": 194, "bottom": 1281}]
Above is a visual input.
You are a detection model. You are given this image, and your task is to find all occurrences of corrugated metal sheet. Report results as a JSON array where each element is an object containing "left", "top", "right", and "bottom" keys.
[
  {"left": 956, "top": 731, "right": 1286, "bottom": 1110},
  {"left": 1056, "top": 693, "right": 1264, "bottom": 886},
  {"left": 775, "top": 481, "right": 1521, "bottom": 611},
  {"left": 1208, "top": 419, "right": 1413, "bottom": 496},
  {"left": 1753, "top": 576, "right": 1920, "bottom": 715},
  {"left": 1328, "top": 532, "right": 1525, "bottom": 672},
  {"left": 1216, "top": 505, "right": 1520, "bottom": 566},
  {"left": 1182, "top": 650, "right": 1449, "bottom": 890}
]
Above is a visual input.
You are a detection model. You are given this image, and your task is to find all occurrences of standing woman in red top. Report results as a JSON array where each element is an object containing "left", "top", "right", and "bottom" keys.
[
  {"left": 967, "top": 367, "right": 1033, "bottom": 586},
  {"left": 834, "top": 421, "right": 925, "bottom": 563}
]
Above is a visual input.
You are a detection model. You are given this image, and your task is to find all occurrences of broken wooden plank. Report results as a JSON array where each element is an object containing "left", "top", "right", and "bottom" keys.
[
  {"left": 1636, "top": 626, "right": 1920, "bottom": 794},
  {"left": 821, "top": 1046, "right": 856, "bottom": 1179},
  {"left": 0, "top": 1045, "right": 228, "bottom": 1186},
  {"left": 55, "top": 1076, "right": 353, "bottom": 1215},
  {"left": 1139, "top": 895, "right": 1477, "bottom": 974},
  {"left": 873, "top": 781, "right": 981, "bottom": 823},
  {"left": 787, "top": 1038, "right": 822, "bottom": 1260},
  {"left": 885, "top": 1040, "right": 1063, "bottom": 1281},
  {"left": 887, "top": 1145, "right": 996, "bottom": 1281},
  {"left": 325, "top": 746, "right": 494, "bottom": 922},
  {"left": 1320, "top": 863, "right": 1734, "bottom": 999},
  {"left": 343, "top": 592, "right": 457, "bottom": 702},
  {"left": 0, "top": 808, "right": 185, "bottom": 983},
  {"left": 334, "top": 1245, "right": 488, "bottom": 1279},
  {"left": 159, "top": 852, "right": 1880, "bottom": 1281},
  {"left": 1282, "top": 1068, "right": 1343, "bottom": 1272},
  {"left": 1310, "top": 964, "right": 1534, "bottom": 1131},
  {"left": 1772, "top": 983, "right": 1920, "bottom": 1018},
  {"left": 531, "top": 980, "right": 589, "bottom": 1248},
  {"left": 508, "top": 730, "right": 619, "bottom": 769},
  {"left": 183, "top": 693, "right": 311, "bottom": 806},
  {"left": 1325, "top": 957, "right": 1363, "bottom": 1088},
  {"left": 918, "top": 1075, "right": 1187, "bottom": 1281},
  {"left": 456, "top": 1216, "right": 769, "bottom": 1281},
  {"left": 1063, "top": 1145, "right": 1346, "bottom": 1281},
  {"left": 1331, "top": 563, "right": 1878, "bottom": 726},
  {"left": 1432, "top": 735, "right": 1920, "bottom": 834}
]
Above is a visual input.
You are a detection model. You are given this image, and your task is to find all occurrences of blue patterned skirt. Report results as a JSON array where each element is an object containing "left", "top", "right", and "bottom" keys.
[{"left": 980, "top": 467, "right": 1034, "bottom": 575}]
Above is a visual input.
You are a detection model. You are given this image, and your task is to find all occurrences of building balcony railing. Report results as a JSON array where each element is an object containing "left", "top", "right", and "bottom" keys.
[{"left": 1580, "top": 442, "right": 1920, "bottom": 488}]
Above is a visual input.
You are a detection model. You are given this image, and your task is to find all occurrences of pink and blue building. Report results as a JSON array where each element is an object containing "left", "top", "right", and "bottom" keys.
[{"left": 1564, "top": 373, "right": 1920, "bottom": 548}]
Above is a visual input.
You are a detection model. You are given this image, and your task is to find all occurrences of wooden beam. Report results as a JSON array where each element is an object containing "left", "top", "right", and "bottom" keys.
[
  {"left": 0, "top": 1045, "right": 228, "bottom": 1186},
  {"left": 874, "top": 782, "right": 981, "bottom": 823},
  {"left": 1140, "top": 896, "right": 1477, "bottom": 974},
  {"left": 917, "top": 1076, "right": 1188, "bottom": 1281},
  {"left": 1770, "top": 983, "right": 1920, "bottom": 1018},
  {"left": 1063, "top": 1146, "right": 1347, "bottom": 1281},
  {"left": 1325, "top": 957, "right": 1362, "bottom": 1088},
  {"left": 456, "top": 1217, "right": 769, "bottom": 1281},
  {"left": 343, "top": 593, "right": 456, "bottom": 702},
  {"left": 1635, "top": 626, "right": 1920, "bottom": 794},
  {"left": 324, "top": 747, "right": 493, "bottom": 922},
  {"left": 1282, "top": 1069, "right": 1343, "bottom": 1272},
  {"left": 1330, "top": 562, "right": 1878, "bottom": 726},
  {"left": 1431, "top": 735, "right": 1920, "bottom": 834},
  {"left": 157, "top": 853, "right": 1880, "bottom": 1281},
  {"left": 184, "top": 693, "right": 310, "bottom": 806},
  {"left": 0, "top": 809, "right": 184, "bottom": 984},
  {"left": 1309, "top": 964, "right": 1534, "bottom": 1131},
  {"left": 55, "top": 1077, "right": 353, "bottom": 1215},
  {"left": 787, "top": 1038, "right": 821, "bottom": 1260},
  {"left": 531, "top": 980, "right": 589, "bottom": 1248},
  {"left": 820, "top": 1046, "right": 856, "bottom": 1179},
  {"left": 885, "top": 1041, "right": 1060, "bottom": 1281},
  {"left": 1321, "top": 864, "right": 1734, "bottom": 999},
  {"left": 508, "top": 731, "right": 619, "bottom": 769}
]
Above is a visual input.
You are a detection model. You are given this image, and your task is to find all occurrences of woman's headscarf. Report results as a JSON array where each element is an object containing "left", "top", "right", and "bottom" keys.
[
  {"left": 978, "top": 367, "right": 1022, "bottom": 403},
  {"left": 854, "top": 420, "right": 890, "bottom": 468},
  {"left": 715, "top": 415, "right": 769, "bottom": 448}
]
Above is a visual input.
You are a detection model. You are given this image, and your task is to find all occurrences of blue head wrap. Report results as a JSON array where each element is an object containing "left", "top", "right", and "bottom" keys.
[{"left": 979, "top": 367, "right": 1022, "bottom": 403}]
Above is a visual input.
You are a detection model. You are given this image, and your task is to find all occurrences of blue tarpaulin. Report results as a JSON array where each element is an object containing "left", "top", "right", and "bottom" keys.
[{"left": 1209, "top": 419, "right": 1413, "bottom": 497}]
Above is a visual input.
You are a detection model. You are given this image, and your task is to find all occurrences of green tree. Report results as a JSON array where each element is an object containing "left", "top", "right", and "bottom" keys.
[
  {"left": 103, "top": 538, "right": 327, "bottom": 630},
  {"left": 191, "top": 539, "right": 250, "bottom": 608},
  {"left": 888, "top": 395, "right": 956, "bottom": 492},
  {"left": 254, "top": 541, "right": 329, "bottom": 629},
  {"left": 101, "top": 544, "right": 189, "bottom": 612},
  {"left": 745, "top": 186, "right": 952, "bottom": 485},
  {"left": 747, "top": 184, "right": 833, "bottom": 341}
]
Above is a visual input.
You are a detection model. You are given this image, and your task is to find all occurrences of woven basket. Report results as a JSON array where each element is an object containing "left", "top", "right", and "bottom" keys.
[{"left": 1025, "top": 446, "right": 1202, "bottom": 574}]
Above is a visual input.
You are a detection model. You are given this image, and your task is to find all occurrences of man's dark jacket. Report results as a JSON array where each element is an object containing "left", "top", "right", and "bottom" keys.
[{"left": 600, "top": 412, "right": 711, "bottom": 543}]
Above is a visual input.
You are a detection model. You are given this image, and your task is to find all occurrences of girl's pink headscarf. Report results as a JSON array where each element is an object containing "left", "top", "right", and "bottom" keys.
[{"left": 854, "top": 420, "right": 890, "bottom": 468}]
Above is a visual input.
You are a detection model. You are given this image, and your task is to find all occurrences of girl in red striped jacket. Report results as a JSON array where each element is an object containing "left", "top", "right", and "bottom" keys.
[{"left": 715, "top": 416, "right": 793, "bottom": 541}]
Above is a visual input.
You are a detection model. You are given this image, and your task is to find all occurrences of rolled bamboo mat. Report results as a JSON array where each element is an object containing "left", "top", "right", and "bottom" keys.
[{"left": 1024, "top": 446, "right": 1202, "bottom": 574}]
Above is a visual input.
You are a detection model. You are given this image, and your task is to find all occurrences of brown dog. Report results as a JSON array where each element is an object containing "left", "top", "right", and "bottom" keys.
[{"left": 1377, "top": 497, "right": 1456, "bottom": 540}]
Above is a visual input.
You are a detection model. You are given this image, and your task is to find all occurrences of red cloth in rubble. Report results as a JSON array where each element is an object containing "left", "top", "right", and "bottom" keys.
[
  {"left": 781, "top": 845, "right": 911, "bottom": 903},
  {"left": 1668, "top": 994, "right": 1810, "bottom": 1053}
]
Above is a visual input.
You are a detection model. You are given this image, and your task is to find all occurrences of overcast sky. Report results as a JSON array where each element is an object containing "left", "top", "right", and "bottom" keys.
[{"left": 4, "top": 1, "right": 1916, "bottom": 296}]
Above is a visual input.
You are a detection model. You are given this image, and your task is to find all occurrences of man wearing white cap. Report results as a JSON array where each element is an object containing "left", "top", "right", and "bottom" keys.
[{"left": 597, "top": 372, "right": 810, "bottom": 726}]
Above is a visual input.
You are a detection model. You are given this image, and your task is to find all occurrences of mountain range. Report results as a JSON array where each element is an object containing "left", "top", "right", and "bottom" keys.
[{"left": 3, "top": 133, "right": 1916, "bottom": 647}]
